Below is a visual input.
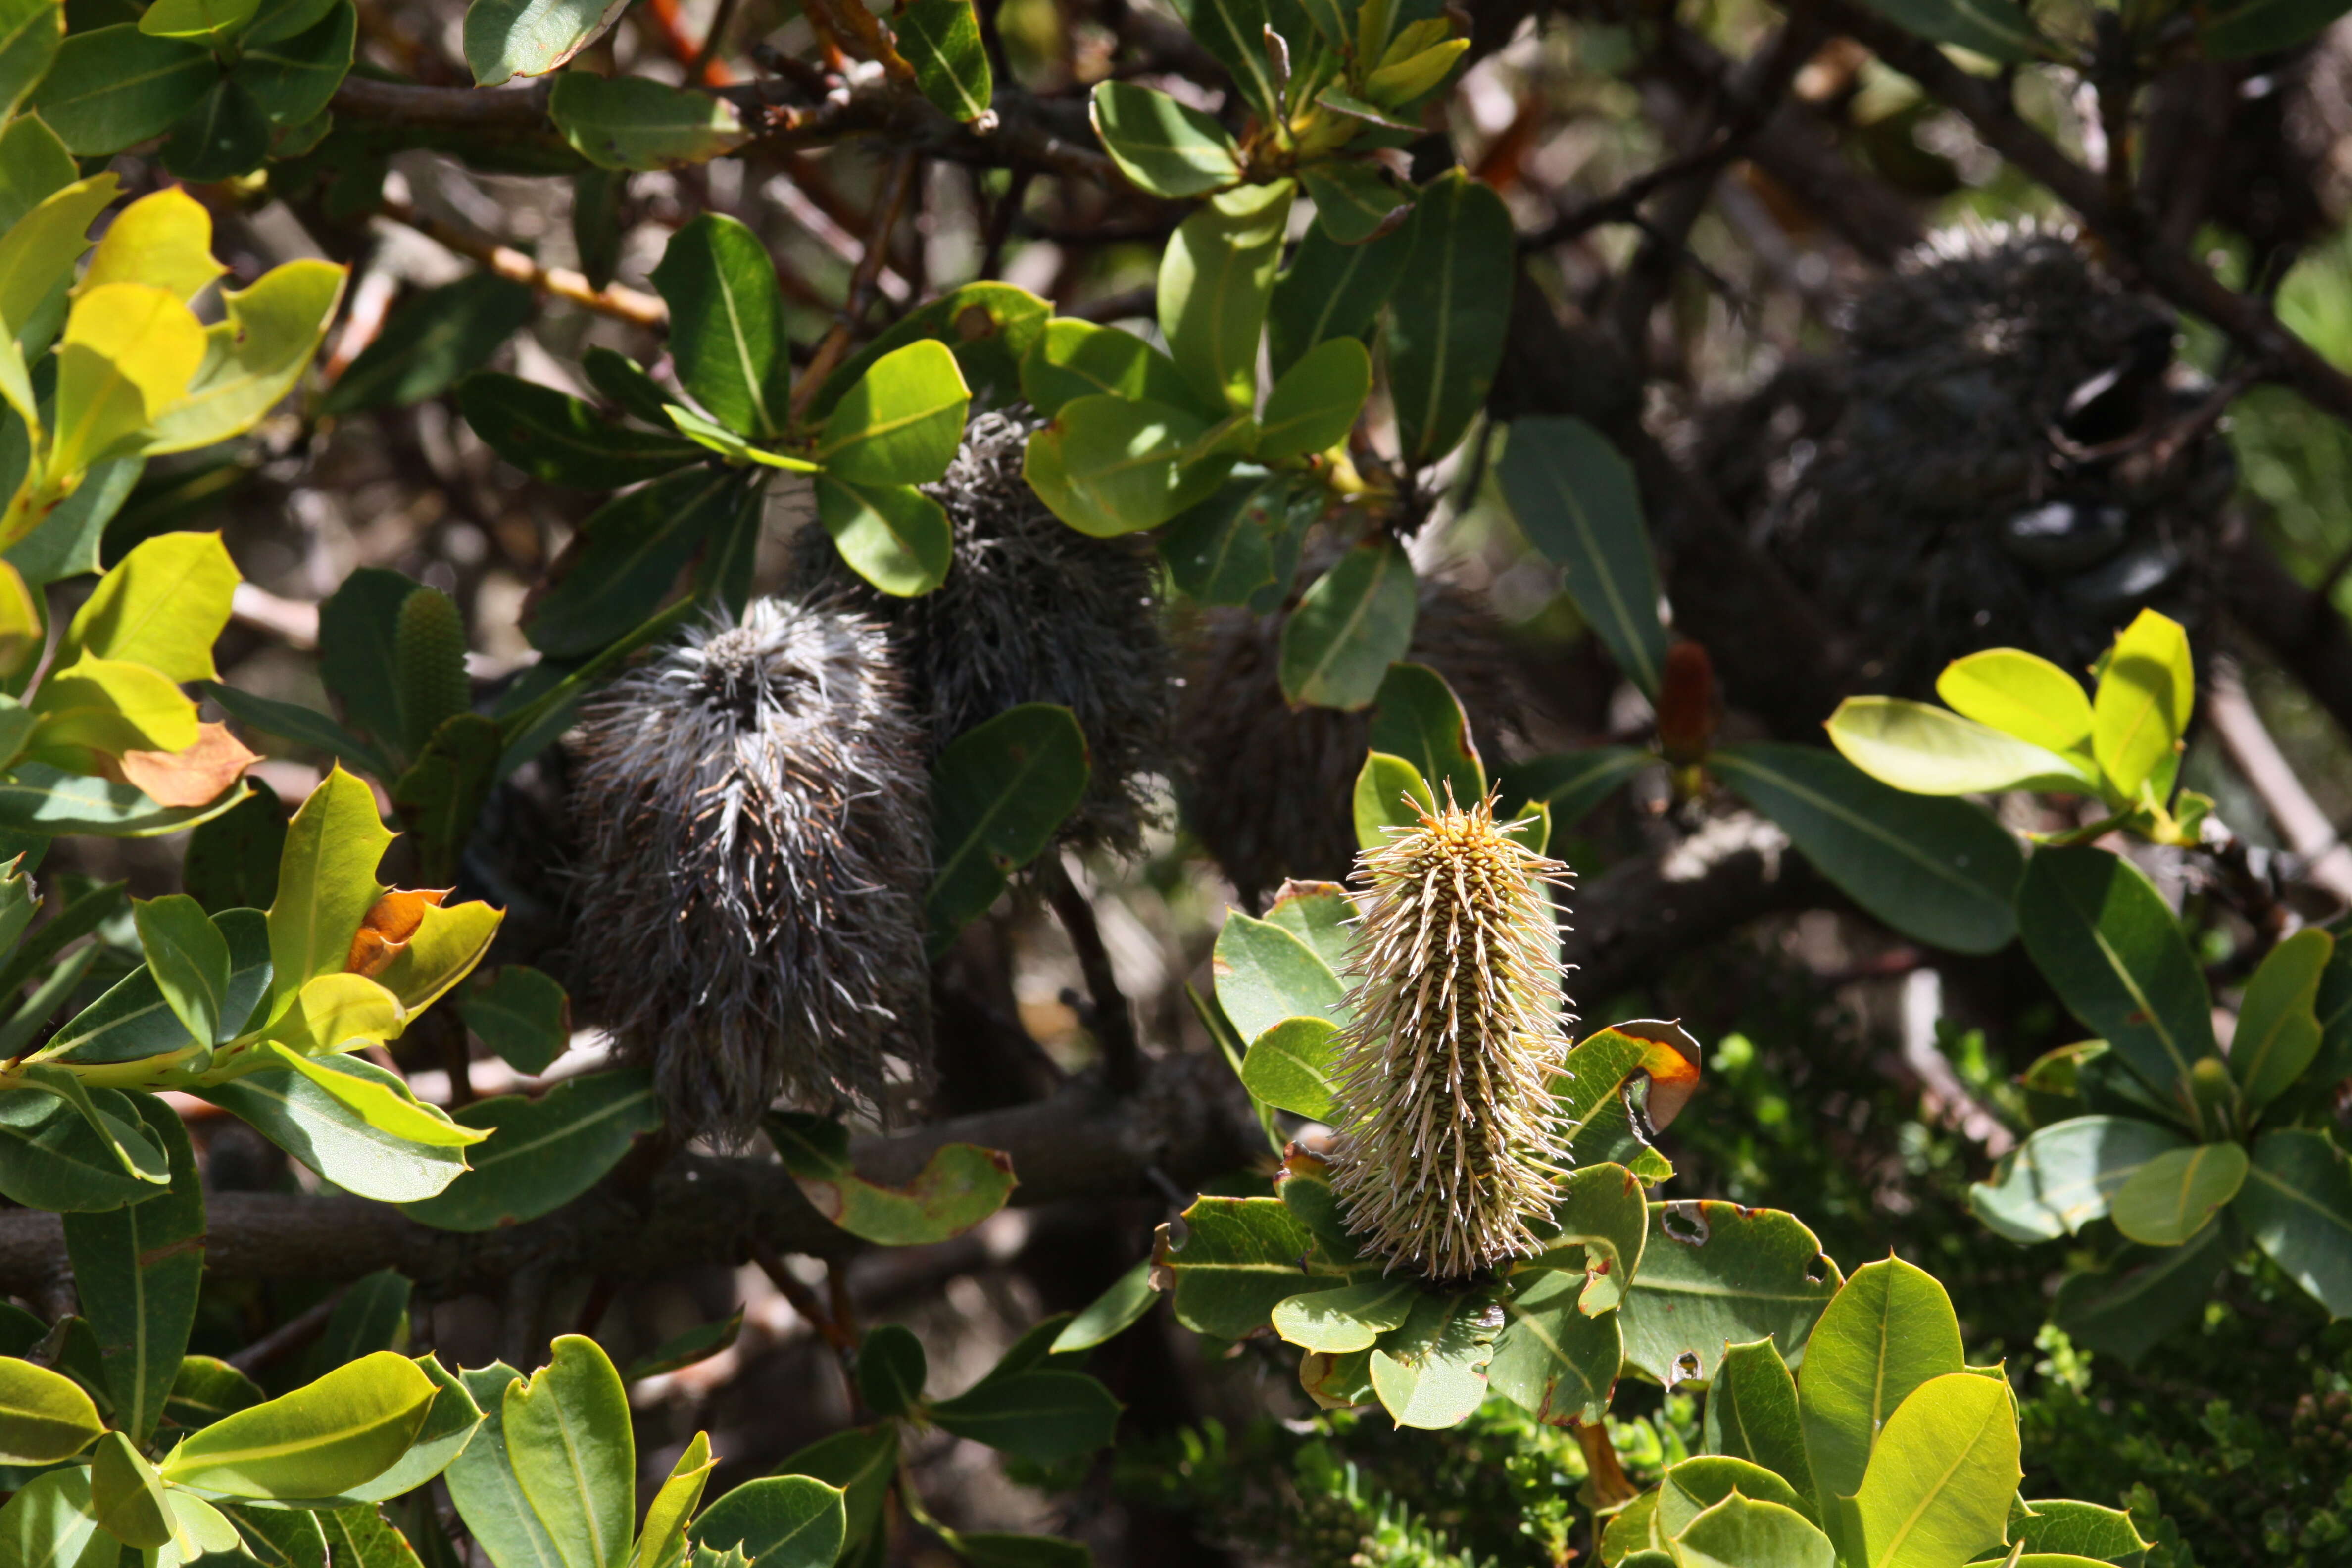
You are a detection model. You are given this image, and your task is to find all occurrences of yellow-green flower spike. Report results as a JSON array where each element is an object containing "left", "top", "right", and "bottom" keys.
[
  {"left": 393, "top": 587, "right": 470, "bottom": 758},
  {"left": 1328, "top": 792, "right": 1572, "bottom": 1282}
]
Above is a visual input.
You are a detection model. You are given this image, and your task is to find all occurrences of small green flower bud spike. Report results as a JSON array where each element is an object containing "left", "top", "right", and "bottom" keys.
[
  {"left": 393, "top": 587, "right": 470, "bottom": 759},
  {"left": 1328, "top": 792, "right": 1573, "bottom": 1282}
]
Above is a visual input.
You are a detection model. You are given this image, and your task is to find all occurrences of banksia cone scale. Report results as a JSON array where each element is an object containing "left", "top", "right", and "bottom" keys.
[
  {"left": 790, "top": 407, "right": 1173, "bottom": 855},
  {"left": 567, "top": 596, "right": 930, "bottom": 1143},
  {"left": 393, "top": 587, "right": 470, "bottom": 757},
  {"left": 1328, "top": 795, "right": 1572, "bottom": 1281}
]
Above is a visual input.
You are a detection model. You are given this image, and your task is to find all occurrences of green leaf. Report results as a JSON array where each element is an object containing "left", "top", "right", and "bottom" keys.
[
  {"left": 1156, "top": 1194, "right": 1329, "bottom": 1338},
  {"left": 931, "top": 1369, "right": 1122, "bottom": 1460},
  {"left": 2003, "top": 1498, "right": 2153, "bottom": 1563},
  {"left": 1657, "top": 1456, "right": 1810, "bottom": 1540},
  {"left": 62, "top": 1092, "right": 201, "bottom": 1447},
  {"left": 459, "top": 964, "right": 570, "bottom": 1075},
  {"left": 94, "top": 1427, "right": 174, "bottom": 1547},
  {"left": 1370, "top": 661, "right": 1483, "bottom": 807},
  {"left": 1241, "top": 1015, "right": 1341, "bottom": 1120},
  {"left": 549, "top": 71, "right": 746, "bottom": 170},
  {"left": 764, "top": 1112, "right": 1018, "bottom": 1245},
  {"left": 1161, "top": 182, "right": 1292, "bottom": 415},
  {"left": 637, "top": 1432, "right": 716, "bottom": 1568},
  {"left": 1023, "top": 394, "right": 1233, "bottom": 536},
  {"left": 2233, "top": 926, "right": 2332, "bottom": 1112},
  {"left": 814, "top": 475, "right": 953, "bottom": 598},
  {"left": 924, "top": 702, "right": 1089, "bottom": 951},
  {"left": 397, "top": 1068, "right": 661, "bottom": 1232},
  {"left": 0, "top": 0, "right": 61, "bottom": 119},
  {"left": 1797, "top": 1257, "right": 1964, "bottom": 1513},
  {"left": 1213, "top": 909, "right": 1347, "bottom": 1042},
  {"left": 314, "top": 567, "right": 420, "bottom": 759},
  {"left": 1367, "top": 1287, "right": 1497, "bottom": 1430},
  {"left": 1279, "top": 541, "right": 1416, "bottom": 711},
  {"left": 1617, "top": 1201, "right": 1841, "bottom": 1388},
  {"left": 318, "top": 274, "right": 536, "bottom": 416},
  {"left": 1703, "top": 1338, "right": 1816, "bottom": 1508},
  {"left": 165, "top": 1355, "right": 265, "bottom": 1433},
  {"left": 897, "top": 0, "right": 992, "bottom": 121},
  {"left": 28, "top": 26, "right": 213, "bottom": 154},
  {"left": 624, "top": 1313, "right": 743, "bottom": 1384},
  {"left": 391, "top": 713, "right": 502, "bottom": 887},
  {"left": 258, "top": 1039, "right": 486, "bottom": 1151},
  {"left": 1935, "top": 648, "right": 2095, "bottom": 763},
  {"left": 198, "top": 1057, "right": 470, "bottom": 1202},
  {"left": 2015, "top": 844, "right": 2215, "bottom": 1105},
  {"left": 0, "top": 1087, "right": 159, "bottom": 1211},
  {"left": 343, "top": 1356, "right": 487, "bottom": 1504},
  {"left": 228, "top": 0, "right": 354, "bottom": 126},
  {"left": 1852, "top": 1372, "right": 2020, "bottom": 1568},
  {"left": 1019, "top": 319, "right": 1198, "bottom": 419},
  {"left": 462, "top": 0, "right": 628, "bottom": 85},
  {"left": 1851, "top": 0, "right": 2041, "bottom": 61},
  {"left": 443, "top": 1363, "right": 563, "bottom": 1568},
  {"left": 1268, "top": 214, "right": 1412, "bottom": 380},
  {"left": 1496, "top": 748, "right": 1647, "bottom": 830},
  {"left": 649, "top": 214, "right": 790, "bottom": 439},
  {"left": 1386, "top": 170, "right": 1512, "bottom": 465},
  {"left": 40, "top": 906, "right": 269, "bottom": 1067},
  {"left": 1158, "top": 469, "right": 1308, "bottom": 607},
  {"left": 525, "top": 465, "right": 754, "bottom": 657},
  {"left": 0, "top": 116, "right": 75, "bottom": 237},
  {"left": 503, "top": 1335, "right": 634, "bottom": 1568},
  {"left": 1496, "top": 416, "right": 1668, "bottom": 697},
  {"left": 1088, "top": 80, "right": 1242, "bottom": 198},
  {"left": 2236, "top": 1128, "right": 2352, "bottom": 1317},
  {"left": 852, "top": 1325, "right": 926, "bottom": 1419},
  {"left": 456, "top": 373, "right": 702, "bottom": 488},
  {"left": 0, "top": 1467, "right": 105, "bottom": 1568},
  {"left": 159, "top": 75, "right": 271, "bottom": 181},
  {"left": 2091, "top": 609, "right": 2193, "bottom": 805},
  {"left": 1299, "top": 160, "right": 1409, "bottom": 245},
  {"left": 138, "top": 0, "right": 254, "bottom": 39},
  {"left": 1526, "top": 1161, "right": 1649, "bottom": 1314},
  {"left": 1967, "top": 1114, "right": 2193, "bottom": 1243},
  {"left": 816, "top": 339, "right": 971, "bottom": 485},
  {"left": 810, "top": 282, "right": 1048, "bottom": 419},
  {"left": 1353, "top": 749, "right": 1435, "bottom": 851},
  {"left": 0, "top": 1355, "right": 103, "bottom": 1463},
  {"left": 1671, "top": 1493, "right": 1836, "bottom": 1568},
  {"left": 143, "top": 258, "right": 346, "bottom": 457},
  {"left": 161, "top": 1351, "right": 436, "bottom": 1499},
  {"left": 1273, "top": 1278, "right": 1419, "bottom": 1352},
  {"left": 1050, "top": 1260, "right": 1159, "bottom": 1354},
  {"left": 665, "top": 401, "right": 817, "bottom": 469},
  {"left": 694, "top": 1474, "right": 849, "bottom": 1568},
  {"left": 134, "top": 893, "right": 230, "bottom": 1046},
  {"left": 265, "top": 766, "right": 388, "bottom": 1005},
  {"left": 1255, "top": 336, "right": 1370, "bottom": 463},
  {"left": 1711, "top": 744, "right": 2023, "bottom": 957},
  {"left": 1485, "top": 1270, "right": 1620, "bottom": 1426},
  {"left": 1168, "top": 0, "right": 1280, "bottom": 118},
  {"left": 2110, "top": 1141, "right": 2246, "bottom": 1245},
  {"left": 319, "top": 1502, "right": 432, "bottom": 1567},
  {"left": 2202, "top": 0, "right": 2352, "bottom": 54},
  {"left": 1826, "top": 696, "right": 2099, "bottom": 795}
]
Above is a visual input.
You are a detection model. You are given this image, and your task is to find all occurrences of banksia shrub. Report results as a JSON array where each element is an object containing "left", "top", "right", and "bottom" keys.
[
  {"left": 1178, "top": 578, "right": 1528, "bottom": 904},
  {"left": 790, "top": 407, "right": 1174, "bottom": 855},
  {"left": 567, "top": 596, "right": 930, "bottom": 1143},
  {"left": 1328, "top": 795, "right": 1572, "bottom": 1281}
]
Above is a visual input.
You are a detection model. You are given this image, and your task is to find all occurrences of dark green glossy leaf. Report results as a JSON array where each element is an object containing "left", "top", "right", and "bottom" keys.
[
  {"left": 1268, "top": 215, "right": 1412, "bottom": 380},
  {"left": 898, "top": 0, "right": 992, "bottom": 122},
  {"left": 1385, "top": 170, "right": 1512, "bottom": 465},
  {"left": 1496, "top": 416, "right": 1669, "bottom": 697},
  {"left": 398, "top": 1068, "right": 661, "bottom": 1231},
  {"left": 924, "top": 702, "right": 1089, "bottom": 952},
  {"left": 650, "top": 213, "right": 791, "bottom": 439},
  {"left": 1089, "top": 80, "right": 1242, "bottom": 198},
  {"left": 526, "top": 464, "right": 753, "bottom": 657},
  {"left": 29, "top": 24, "right": 214, "bottom": 154},
  {"left": 319, "top": 275, "right": 536, "bottom": 416},
  {"left": 456, "top": 372, "right": 703, "bottom": 487},
  {"left": 1278, "top": 540, "right": 1415, "bottom": 711}
]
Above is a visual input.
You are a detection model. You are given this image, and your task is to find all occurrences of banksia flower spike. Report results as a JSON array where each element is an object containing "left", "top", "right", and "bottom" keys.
[
  {"left": 567, "top": 596, "right": 931, "bottom": 1145},
  {"left": 1328, "top": 793, "right": 1573, "bottom": 1282},
  {"left": 790, "top": 406, "right": 1174, "bottom": 855}
]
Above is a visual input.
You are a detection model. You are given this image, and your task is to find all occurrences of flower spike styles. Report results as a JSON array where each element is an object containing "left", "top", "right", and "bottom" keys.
[
  {"left": 1328, "top": 792, "right": 1574, "bottom": 1282},
  {"left": 568, "top": 596, "right": 931, "bottom": 1145}
]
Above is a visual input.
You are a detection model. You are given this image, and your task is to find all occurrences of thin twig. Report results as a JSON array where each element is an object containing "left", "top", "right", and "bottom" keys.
[
  {"left": 228, "top": 1288, "right": 345, "bottom": 1373},
  {"left": 2206, "top": 658, "right": 2352, "bottom": 906},
  {"left": 788, "top": 153, "right": 920, "bottom": 421},
  {"left": 378, "top": 198, "right": 669, "bottom": 329},
  {"left": 686, "top": 0, "right": 745, "bottom": 85},
  {"left": 1038, "top": 854, "right": 1144, "bottom": 1094}
]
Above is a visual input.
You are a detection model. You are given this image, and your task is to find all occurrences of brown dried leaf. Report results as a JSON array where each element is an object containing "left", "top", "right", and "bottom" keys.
[
  {"left": 108, "top": 723, "right": 260, "bottom": 808},
  {"left": 345, "top": 887, "right": 451, "bottom": 978}
]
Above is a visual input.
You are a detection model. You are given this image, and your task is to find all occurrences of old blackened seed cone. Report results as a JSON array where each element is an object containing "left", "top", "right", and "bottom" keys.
[
  {"left": 1329, "top": 795, "right": 1572, "bottom": 1281},
  {"left": 568, "top": 596, "right": 930, "bottom": 1144},
  {"left": 788, "top": 406, "right": 1173, "bottom": 856}
]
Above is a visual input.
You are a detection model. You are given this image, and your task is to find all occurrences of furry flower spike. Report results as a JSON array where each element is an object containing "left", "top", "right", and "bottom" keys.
[
  {"left": 1328, "top": 792, "right": 1573, "bottom": 1281},
  {"left": 568, "top": 596, "right": 931, "bottom": 1144}
]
